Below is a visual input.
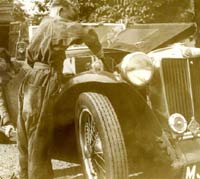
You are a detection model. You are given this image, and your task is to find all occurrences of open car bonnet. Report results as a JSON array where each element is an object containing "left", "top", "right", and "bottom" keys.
[
  {"left": 107, "top": 23, "right": 195, "bottom": 53},
  {"left": 29, "top": 23, "right": 195, "bottom": 54}
]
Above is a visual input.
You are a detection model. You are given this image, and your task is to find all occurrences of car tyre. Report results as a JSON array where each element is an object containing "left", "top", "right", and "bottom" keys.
[{"left": 75, "top": 92, "right": 128, "bottom": 179}]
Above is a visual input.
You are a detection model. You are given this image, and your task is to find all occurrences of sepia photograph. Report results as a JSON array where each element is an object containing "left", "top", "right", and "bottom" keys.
[{"left": 0, "top": 0, "right": 200, "bottom": 179}]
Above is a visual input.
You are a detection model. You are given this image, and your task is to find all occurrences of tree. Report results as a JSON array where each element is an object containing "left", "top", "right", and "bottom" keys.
[
  {"left": 13, "top": 0, "right": 28, "bottom": 22},
  {"left": 75, "top": 0, "right": 194, "bottom": 24},
  {"left": 13, "top": 0, "right": 50, "bottom": 25},
  {"left": 13, "top": 0, "right": 195, "bottom": 24}
]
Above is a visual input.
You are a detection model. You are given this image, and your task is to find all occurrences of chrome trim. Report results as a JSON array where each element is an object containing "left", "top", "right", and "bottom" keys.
[{"left": 181, "top": 131, "right": 200, "bottom": 140}]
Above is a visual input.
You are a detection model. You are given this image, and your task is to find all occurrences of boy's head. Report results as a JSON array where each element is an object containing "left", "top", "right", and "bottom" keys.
[{"left": 50, "top": 0, "right": 79, "bottom": 21}]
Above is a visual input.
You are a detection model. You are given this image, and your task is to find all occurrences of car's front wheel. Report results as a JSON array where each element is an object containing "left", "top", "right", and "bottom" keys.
[{"left": 75, "top": 92, "right": 128, "bottom": 179}]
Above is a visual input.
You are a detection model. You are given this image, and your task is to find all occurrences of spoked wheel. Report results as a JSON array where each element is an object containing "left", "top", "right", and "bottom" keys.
[
  {"left": 79, "top": 108, "right": 105, "bottom": 179},
  {"left": 75, "top": 92, "right": 128, "bottom": 179}
]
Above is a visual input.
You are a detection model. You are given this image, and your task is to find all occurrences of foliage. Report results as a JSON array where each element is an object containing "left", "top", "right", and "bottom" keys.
[
  {"left": 73, "top": 0, "right": 107, "bottom": 21},
  {"left": 132, "top": 0, "right": 193, "bottom": 23},
  {"left": 29, "top": 0, "right": 50, "bottom": 24},
  {"left": 13, "top": 0, "right": 50, "bottom": 25},
  {"left": 88, "top": 3, "right": 134, "bottom": 23},
  {"left": 88, "top": 0, "right": 194, "bottom": 24},
  {"left": 13, "top": 1, "right": 28, "bottom": 22},
  {"left": 13, "top": 0, "right": 194, "bottom": 24}
]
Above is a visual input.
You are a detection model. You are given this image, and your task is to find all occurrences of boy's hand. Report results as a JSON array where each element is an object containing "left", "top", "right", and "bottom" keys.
[{"left": 3, "top": 124, "right": 15, "bottom": 138}]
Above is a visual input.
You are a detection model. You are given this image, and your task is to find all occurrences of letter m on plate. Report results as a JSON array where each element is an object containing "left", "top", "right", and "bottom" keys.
[{"left": 186, "top": 165, "right": 200, "bottom": 179}]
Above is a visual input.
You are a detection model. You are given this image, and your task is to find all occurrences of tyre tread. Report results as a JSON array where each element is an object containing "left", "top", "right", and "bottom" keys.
[{"left": 84, "top": 92, "right": 128, "bottom": 179}]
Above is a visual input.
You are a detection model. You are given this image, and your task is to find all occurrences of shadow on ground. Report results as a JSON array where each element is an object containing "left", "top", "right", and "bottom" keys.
[{"left": 54, "top": 165, "right": 83, "bottom": 179}]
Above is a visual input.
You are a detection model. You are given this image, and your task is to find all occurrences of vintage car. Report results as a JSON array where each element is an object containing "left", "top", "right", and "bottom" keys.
[{"left": 3, "top": 23, "right": 200, "bottom": 179}]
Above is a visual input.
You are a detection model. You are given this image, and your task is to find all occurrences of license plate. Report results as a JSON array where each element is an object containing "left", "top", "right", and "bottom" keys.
[{"left": 185, "top": 165, "right": 200, "bottom": 179}]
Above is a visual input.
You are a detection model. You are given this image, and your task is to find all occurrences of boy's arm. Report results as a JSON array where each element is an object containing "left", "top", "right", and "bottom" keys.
[{"left": 82, "top": 27, "right": 104, "bottom": 59}]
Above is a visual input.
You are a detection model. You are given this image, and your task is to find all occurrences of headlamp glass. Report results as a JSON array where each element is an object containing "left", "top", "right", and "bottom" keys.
[{"left": 120, "top": 52, "right": 154, "bottom": 86}]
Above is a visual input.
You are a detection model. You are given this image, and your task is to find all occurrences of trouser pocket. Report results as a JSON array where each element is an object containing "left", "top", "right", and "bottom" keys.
[{"left": 23, "top": 84, "right": 44, "bottom": 117}]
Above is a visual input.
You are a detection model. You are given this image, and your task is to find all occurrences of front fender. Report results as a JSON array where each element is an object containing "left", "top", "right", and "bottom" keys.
[
  {"left": 53, "top": 71, "right": 163, "bottom": 166},
  {"left": 54, "top": 70, "right": 161, "bottom": 136},
  {"left": 62, "top": 71, "right": 121, "bottom": 89},
  {"left": 55, "top": 71, "right": 125, "bottom": 114}
]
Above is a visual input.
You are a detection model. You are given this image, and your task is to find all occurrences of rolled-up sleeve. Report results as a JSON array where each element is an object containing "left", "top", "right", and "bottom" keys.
[{"left": 66, "top": 23, "right": 104, "bottom": 58}]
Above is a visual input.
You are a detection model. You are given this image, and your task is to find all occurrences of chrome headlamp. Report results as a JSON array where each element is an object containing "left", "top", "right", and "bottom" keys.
[
  {"left": 168, "top": 113, "right": 187, "bottom": 134},
  {"left": 120, "top": 52, "right": 154, "bottom": 86}
]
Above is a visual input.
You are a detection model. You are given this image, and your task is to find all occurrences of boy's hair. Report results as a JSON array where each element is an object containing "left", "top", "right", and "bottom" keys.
[
  {"left": 51, "top": 0, "right": 72, "bottom": 7},
  {"left": 51, "top": 0, "right": 79, "bottom": 21}
]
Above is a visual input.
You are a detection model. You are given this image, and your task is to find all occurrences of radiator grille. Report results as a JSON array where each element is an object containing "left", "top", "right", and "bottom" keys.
[
  {"left": 190, "top": 59, "right": 200, "bottom": 122},
  {"left": 161, "top": 58, "right": 193, "bottom": 121}
]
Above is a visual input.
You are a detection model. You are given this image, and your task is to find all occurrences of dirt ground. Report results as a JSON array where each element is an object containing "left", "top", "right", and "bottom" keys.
[{"left": 0, "top": 143, "right": 83, "bottom": 179}]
